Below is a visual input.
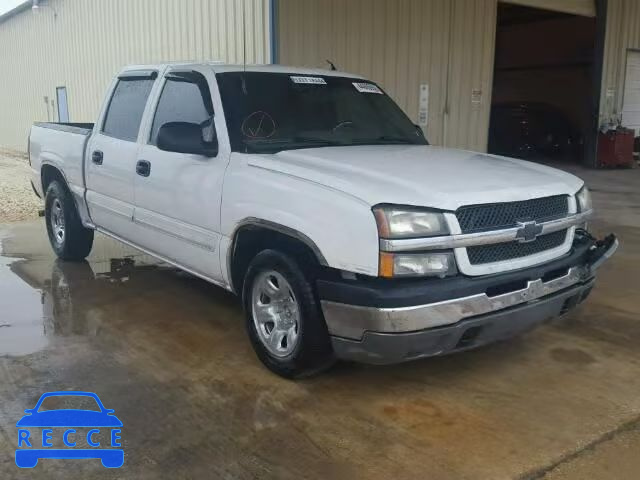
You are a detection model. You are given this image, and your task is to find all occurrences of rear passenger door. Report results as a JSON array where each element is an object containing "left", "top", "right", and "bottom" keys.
[
  {"left": 85, "top": 70, "right": 157, "bottom": 237},
  {"left": 131, "top": 68, "right": 230, "bottom": 282}
]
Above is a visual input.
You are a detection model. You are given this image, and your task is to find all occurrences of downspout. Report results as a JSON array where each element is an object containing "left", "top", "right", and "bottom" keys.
[
  {"left": 269, "top": 0, "right": 279, "bottom": 64},
  {"left": 589, "top": 0, "right": 608, "bottom": 167},
  {"left": 443, "top": 0, "right": 455, "bottom": 147}
]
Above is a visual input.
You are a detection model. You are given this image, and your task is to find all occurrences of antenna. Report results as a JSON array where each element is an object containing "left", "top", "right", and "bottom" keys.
[{"left": 326, "top": 60, "right": 337, "bottom": 71}]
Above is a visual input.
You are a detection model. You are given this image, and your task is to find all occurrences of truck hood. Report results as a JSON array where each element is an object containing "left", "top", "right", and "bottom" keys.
[{"left": 249, "top": 145, "right": 583, "bottom": 210}]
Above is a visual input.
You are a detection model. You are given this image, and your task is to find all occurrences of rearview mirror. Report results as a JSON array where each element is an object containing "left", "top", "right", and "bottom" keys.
[{"left": 157, "top": 122, "right": 218, "bottom": 157}]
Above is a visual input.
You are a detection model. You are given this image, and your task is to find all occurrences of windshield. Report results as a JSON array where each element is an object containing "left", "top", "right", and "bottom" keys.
[{"left": 216, "top": 72, "right": 428, "bottom": 153}]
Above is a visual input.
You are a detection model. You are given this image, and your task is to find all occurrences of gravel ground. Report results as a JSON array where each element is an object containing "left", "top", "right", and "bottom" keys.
[{"left": 0, "top": 148, "right": 41, "bottom": 223}]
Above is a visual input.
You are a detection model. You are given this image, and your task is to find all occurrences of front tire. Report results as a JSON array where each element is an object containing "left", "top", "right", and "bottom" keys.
[
  {"left": 243, "top": 250, "right": 335, "bottom": 378},
  {"left": 45, "top": 180, "right": 94, "bottom": 261}
]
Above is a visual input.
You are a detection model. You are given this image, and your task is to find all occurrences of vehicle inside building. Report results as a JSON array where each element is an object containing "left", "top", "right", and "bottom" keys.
[{"left": 488, "top": 3, "right": 597, "bottom": 164}]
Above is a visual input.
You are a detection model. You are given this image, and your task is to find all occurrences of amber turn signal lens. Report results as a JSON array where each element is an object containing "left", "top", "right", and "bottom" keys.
[
  {"left": 374, "top": 209, "right": 391, "bottom": 238},
  {"left": 379, "top": 252, "right": 395, "bottom": 278}
]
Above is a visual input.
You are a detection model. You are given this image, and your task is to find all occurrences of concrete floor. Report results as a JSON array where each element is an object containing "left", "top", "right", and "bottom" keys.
[{"left": 0, "top": 166, "right": 639, "bottom": 479}]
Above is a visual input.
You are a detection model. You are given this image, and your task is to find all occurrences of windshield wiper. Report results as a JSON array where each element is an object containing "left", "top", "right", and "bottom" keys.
[
  {"left": 343, "top": 135, "right": 418, "bottom": 147},
  {"left": 242, "top": 136, "right": 343, "bottom": 153},
  {"left": 293, "top": 135, "right": 344, "bottom": 146},
  {"left": 372, "top": 135, "right": 421, "bottom": 144}
]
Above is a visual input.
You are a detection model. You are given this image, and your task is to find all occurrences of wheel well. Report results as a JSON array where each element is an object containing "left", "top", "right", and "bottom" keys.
[
  {"left": 230, "top": 225, "right": 323, "bottom": 294},
  {"left": 41, "top": 164, "right": 67, "bottom": 194}
]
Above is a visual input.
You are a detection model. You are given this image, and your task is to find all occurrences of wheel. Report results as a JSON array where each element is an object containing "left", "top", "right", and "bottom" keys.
[
  {"left": 15, "top": 451, "right": 38, "bottom": 468},
  {"left": 100, "top": 450, "right": 124, "bottom": 468},
  {"left": 243, "top": 249, "right": 335, "bottom": 378},
  {"left": 44, "top": 180, "right": 94, "bottom": 261}
]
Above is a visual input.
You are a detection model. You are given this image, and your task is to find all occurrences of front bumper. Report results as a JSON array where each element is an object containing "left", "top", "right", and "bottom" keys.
[{"left": 319, "top": 233, "right": 618, "bottom": 365}]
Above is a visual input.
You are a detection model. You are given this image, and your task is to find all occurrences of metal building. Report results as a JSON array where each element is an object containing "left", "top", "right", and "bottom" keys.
[
  {"left": 1, "top": 0, "right": 640, "bottom": 166},
  {"left": 0, "top": 0, "right": 272, "bottom": 151}
]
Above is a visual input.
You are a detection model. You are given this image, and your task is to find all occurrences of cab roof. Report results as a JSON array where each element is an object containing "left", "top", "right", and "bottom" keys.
[{"left": 120, "top": 62, "right": 364, "bottom": 79}]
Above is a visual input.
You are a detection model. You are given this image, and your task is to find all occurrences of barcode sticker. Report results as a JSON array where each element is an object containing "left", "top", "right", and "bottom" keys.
[
  {"left": 353, "top": 82, "right": 383, "bottom": 94},
  {"left": 290, "top": 76, "right": 327, "bottom": 85}
]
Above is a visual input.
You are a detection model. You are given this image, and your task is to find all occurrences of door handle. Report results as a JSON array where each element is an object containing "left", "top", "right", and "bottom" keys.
[
  {"left": 136, "top": 160, "right": 151, "bottom": 177},
  {"left": 92, "top": 150, "right": 103, "bottom": 165}
]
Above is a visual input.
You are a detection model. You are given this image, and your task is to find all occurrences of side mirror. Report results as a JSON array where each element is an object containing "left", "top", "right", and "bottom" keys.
[{"left": 157, "top": 122, "right": 218, "bottom": 157}]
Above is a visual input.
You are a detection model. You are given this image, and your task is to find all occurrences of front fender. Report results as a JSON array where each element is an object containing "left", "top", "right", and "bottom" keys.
[{"left": 220, "top": 159, "right": 380, "bottom": 282}]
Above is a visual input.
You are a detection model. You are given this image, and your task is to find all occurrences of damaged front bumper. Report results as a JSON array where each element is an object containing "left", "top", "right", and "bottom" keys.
[{"left": 319, "top": 233, "right": 618, "bottom": 365}]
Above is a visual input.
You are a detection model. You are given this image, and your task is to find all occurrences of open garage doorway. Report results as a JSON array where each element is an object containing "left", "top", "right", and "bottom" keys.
[{"left": 488, "top": 2, "right": 597, "bottom": 165}]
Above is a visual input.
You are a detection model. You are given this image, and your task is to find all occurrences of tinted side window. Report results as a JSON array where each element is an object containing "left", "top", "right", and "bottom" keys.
[
  {"left": 150, "top": 77, "right": 214, "bottom": 145},
  {"left": 102, "top": 79, "right": 154, "bottom": 141}
]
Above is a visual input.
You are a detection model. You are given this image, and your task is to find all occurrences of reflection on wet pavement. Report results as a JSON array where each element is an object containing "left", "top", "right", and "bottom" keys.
[
  {"left": 0, "top": 231, "right": 165, "bottom": 357},
  {"left": 0, "top": 218, "right": 639, "bottom": 480},
  {"left": 0, "top": 257, "right": 46, "bottom": 356}
]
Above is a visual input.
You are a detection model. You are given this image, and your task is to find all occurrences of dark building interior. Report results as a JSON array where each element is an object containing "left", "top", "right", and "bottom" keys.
[{"left": 489, "top": 3, "right": 597, "bottom": 163}]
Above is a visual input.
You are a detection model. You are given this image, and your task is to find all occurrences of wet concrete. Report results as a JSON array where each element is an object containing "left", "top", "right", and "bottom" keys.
[{"left": 1, "top": 166, "right": 639, "bottom": 479}]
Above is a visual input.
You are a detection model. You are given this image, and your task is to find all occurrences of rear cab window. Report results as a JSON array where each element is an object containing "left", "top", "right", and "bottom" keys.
[{"left": 101, "top": 72, "right": 156, "bottom": 142}]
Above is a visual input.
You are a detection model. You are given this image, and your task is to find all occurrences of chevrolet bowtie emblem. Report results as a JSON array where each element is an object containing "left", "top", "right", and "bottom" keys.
[{"left": 515, "top": 221, "right": 543, "bottom": 243}]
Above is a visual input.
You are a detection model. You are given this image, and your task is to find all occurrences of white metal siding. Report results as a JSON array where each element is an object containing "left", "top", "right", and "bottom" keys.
[
  {"left": 278, "top": 0, "right": 496, "bottom": 152},
  {"left": 0, "top": 0, "right": 271, "bottom": 151},
  {"left": 445, "top": 0, "right": 497, "bottom": 151}
]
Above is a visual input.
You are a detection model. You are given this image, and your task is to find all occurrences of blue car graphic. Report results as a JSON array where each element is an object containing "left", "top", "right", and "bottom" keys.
[{"left": 15, "top": 391, "right": 123, "bottom": 468}]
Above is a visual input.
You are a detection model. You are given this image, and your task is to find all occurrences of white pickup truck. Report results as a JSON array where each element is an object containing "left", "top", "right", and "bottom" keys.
[{"left": 29, "top": 63, "right": 617, "bottom": 378}]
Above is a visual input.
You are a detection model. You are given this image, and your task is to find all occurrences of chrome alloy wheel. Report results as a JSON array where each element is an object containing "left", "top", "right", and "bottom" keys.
[
  {"left": 251, "top": 270, "right": 300, "bottom": 357},
  {"left": 50, "top": 198, "right": 66, "bottom": 245}
]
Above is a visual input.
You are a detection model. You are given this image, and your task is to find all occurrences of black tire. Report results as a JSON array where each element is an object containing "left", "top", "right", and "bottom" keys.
[
  {"left": 243, "top": 249, "right": 335, "bottom": 379},
  {"left": 44, "top": 180, "right": 94, "bottom": 261}
]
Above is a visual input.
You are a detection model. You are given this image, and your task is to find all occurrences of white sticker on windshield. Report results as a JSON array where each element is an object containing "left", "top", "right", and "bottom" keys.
[
  {"left": 353, "top": 82, "right": 383, "bottom": 94},
  {"left": 290, "top": 76, "right": 327, "bottom": 85}
]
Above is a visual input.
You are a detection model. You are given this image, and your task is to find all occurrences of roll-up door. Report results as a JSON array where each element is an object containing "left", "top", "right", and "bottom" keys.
[{"left": 622, "top": 50, "right": 640, "bottom": 135}]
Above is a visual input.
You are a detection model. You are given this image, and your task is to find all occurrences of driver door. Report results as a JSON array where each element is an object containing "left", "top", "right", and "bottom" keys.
[{"left": 131, "top": 69, "right": 230, "bottom": 282}]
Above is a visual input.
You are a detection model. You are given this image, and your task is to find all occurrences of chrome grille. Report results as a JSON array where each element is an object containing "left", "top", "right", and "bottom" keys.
[
  {"left": 467, "top": 230, "right": 568, "bottom": 265},
  {"left": 456, "top": 195, "right": 569, "bottom": 233}
]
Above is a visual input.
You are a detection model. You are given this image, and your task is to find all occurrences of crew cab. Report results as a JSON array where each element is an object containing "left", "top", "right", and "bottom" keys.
[{"left": 29, "top": 63, "right": 618, "bottom": 378}]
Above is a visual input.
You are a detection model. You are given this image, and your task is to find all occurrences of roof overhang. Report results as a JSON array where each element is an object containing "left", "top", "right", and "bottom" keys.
[
  {"left": 502, "top": 0, "right": 596, "bottom": 17},
  {"left": 0, "top": 1, "right": 32, "bottom": 25}
]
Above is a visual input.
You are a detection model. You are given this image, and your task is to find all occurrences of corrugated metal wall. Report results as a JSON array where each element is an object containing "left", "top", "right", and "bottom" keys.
[
  {"left": 278, "top": 0, "right": 497, "bottom": 152},
  {"left": 445, "top": 0, "right": 497, "bottom": 151},
  {"left": 600, "top": 0, "right": 640, "bottom": 126},
  {"left": 0, "top": 0, "right": 271, "bottom": 151},
  {"left": 5, "top": 0, "right": 638, "bottom": 155}
]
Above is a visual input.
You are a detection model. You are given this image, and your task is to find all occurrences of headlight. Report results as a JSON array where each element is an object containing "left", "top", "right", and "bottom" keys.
[
  {"left": 373, "top": 205, "right": 449, "bottom": 238},
  {"left": 576, "top": 186, "right": 592, "bottom": 212},
  {"left": 379, "top": 252, "right": 457, "bottom": 278}
]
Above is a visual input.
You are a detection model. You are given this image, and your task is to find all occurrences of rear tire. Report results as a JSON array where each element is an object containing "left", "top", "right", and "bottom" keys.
[
  {"left": 243, "top": 249, "right": 335, "bottom": 379},
  {"left": 45, "top": 180, "right": 94, "bottom": 261}
]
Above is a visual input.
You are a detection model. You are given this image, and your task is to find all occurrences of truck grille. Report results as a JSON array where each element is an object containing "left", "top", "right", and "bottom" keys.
[
  {"left": 456, "top": 195, "right": 569, "bottom": 233},
  {"left": 467, "top": 230, "right": 568, "bottom": 265}
]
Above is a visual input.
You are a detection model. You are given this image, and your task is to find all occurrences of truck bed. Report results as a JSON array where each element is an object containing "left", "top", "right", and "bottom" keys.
[
  {"left": 29, "top": 122, "right": 94, "bottom": 199},
  {"left": 33, "top": 122, "right": 94, "bottom": 134}
]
